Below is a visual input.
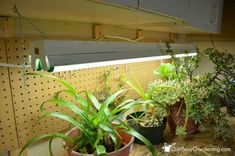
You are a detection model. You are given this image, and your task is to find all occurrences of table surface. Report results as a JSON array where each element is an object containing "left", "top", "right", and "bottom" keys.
[{"left": 27, "top": 116, "right": 235, "bottom": 156}]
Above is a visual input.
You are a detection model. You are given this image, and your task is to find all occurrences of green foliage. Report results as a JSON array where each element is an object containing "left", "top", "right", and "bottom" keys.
[
  {"left": 19, "top": 73, "right": 157, "bottom": 156},
  {"left": 165, "top": 42, "right": 200, "bottom": 82},
  {"left": 213, "top": 117, "right": 232, "bottom": 141},
  {"left": 150, "top": 43, "right": 233, "bottom": 140},
  {"left": 121, "top": 75, "right": 167, "bottom": 127},
  {"left": 153, "top": 63, "right": 177, "bottom": 80},
  {"left": 128, "top": 107, "right": 168, "bottom": 127},
  {"left": 94, "top": 70, "right": 127, "bottom": 110},
  {"left": 205, "top": 48, "right": 235, "bottom": 80},
  {"left": 149, "top": 80, "right": 183, "bottom": 107},
  {"left": 120, "top": 75, "right": 147, "bottom": 99},
  {"left": 175, "top": 126, "right": 187, "bottom": 137},
  {"left": 204, "top": 48, "right": 235, "bottom": 107},
  {"left": 205, "top": 49, "right": 234, "bottom": 93},
  {"left": 150, "top": 45, "right": 200, "bottom": 134}
]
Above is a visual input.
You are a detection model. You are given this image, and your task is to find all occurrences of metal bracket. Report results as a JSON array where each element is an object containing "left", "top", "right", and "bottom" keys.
[{"left": 30, "top": 41, "right": 52, "bottom": 72}]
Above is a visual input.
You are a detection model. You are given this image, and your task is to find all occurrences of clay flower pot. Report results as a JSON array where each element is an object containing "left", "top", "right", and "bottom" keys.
[
  {"left": 168, "top": 100, "right": 198, "bottom": 134},
  {"left": 63, "top": 127, "right": 134, "bottom": 156}
]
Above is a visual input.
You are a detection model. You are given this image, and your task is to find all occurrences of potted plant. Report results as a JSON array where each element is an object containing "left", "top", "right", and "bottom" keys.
[
  {"left": 148, "top": 79, "right": 191, "bottom": 136},
  {"left": 224, "top": 80, "right": 235, "bottom": 116},
  {"left": 94, "top": 70, "right": 127, "bottom": 113},
  {"left": 121, "top": 75, "right": 167, "bottom": 144},
  {"left": 186, "top": 48, "right": 234, "bottom": 140},
  {"left": 152, "top": 43, "right": 233, "bottom": 140},
  {"left": 19, "top": 73, "right": 157, "bottom": 156},
  {"left": 204, "top": 48, "right": 235, "bottom": 116},
  {"left": 150, "top": 43, "right": 200, "bottom": 136}
]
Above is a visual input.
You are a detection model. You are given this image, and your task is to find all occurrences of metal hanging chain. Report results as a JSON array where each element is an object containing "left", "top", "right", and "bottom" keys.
[
  {"left": 12, "top": 5, "right": 46, "bottom": 91},
  {"left": 13, "top": 5, "right": 46, "bottom": 37},
  {"left": 13, "top": 5, "right": 29, "bottom": 91}
]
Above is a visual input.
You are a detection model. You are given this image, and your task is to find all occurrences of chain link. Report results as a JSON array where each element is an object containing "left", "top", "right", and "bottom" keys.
[
  {"left": 13, "top": 5, "right": 46, "bottom": 37},
  {"left": 13, "top": 5, "right": 46, "bottom": 91}
]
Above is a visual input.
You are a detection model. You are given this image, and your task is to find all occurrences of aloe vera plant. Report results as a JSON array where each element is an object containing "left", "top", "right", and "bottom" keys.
[{"left": 19, "top": 73, "right": 157, "bottom": 156}]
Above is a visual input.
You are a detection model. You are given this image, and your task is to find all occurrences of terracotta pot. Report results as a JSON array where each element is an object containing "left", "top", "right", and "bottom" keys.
[
  {"left": 63, "top": 127, "right": 134, "bottom": 156},
  {"left": 168, "top": 100, "right": 198, "bottom": 134}
]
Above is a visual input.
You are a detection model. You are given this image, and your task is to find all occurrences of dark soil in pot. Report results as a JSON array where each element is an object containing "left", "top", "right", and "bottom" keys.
[
  {"left": 126, "top": 111, "right": 167, "bottom": 145},
  {"left": 168, "top": 100, "right": 198, "bottom": 134}
]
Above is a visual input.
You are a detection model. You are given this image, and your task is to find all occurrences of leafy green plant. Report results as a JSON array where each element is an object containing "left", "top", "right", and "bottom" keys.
[
  {"left": 153, "top": 63, "right": 177, "bottom": 81},
  {"left": 204, "top": 48, "right": 234, "bottom": 104},
  {"left": 149, "top": 43, "right": 200, "bottom": 136},
  {"left": 94, "top": 70, "right": 127, "bottom": 111},
  {"left": 121, "top": 75, "right": 167, "bottom": 127},
  {"left": 175, "top": 126, "right": 187, "bottom": 137},
  {"left": 205, "top": 48, "right": 234, "bottom": 86},
  {"left": 201, "top": 48, "right": 234, "bottom": 140},
  {"left": 149, "top": 80, "right": 183, "bottom": 107},
  {"left": 19, "top": 73, "right": 157, "bottom": 156},
  {"left": 149, "top": 79, "right": 191, "bottom": 136},
  {"left": 165, "top": 42, "right": 200, "bottom": 82},
  {"left": 160, "top": 44, "right": 233, "bottom": 140}
]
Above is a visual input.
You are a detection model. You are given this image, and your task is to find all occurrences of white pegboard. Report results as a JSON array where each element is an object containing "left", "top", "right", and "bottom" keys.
[
  {"left": 0, "top": 39, "right": 18, "bottom": 152},
  {"left": 1, "top": 39, "right": 163, "bottom": 150}
]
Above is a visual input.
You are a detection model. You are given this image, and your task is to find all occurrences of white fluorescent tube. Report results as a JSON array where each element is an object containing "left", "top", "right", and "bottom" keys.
[{"left": 53, "top": 53, "right": 197, "bottom": 72}]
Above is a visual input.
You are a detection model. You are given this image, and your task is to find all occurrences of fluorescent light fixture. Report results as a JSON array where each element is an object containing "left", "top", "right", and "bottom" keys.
[
  {"left": 53, "top": 53, "right": 197, "bottom": 72},
  {"left": 30, "top": 40, "right": 198, "bottom": 72}
]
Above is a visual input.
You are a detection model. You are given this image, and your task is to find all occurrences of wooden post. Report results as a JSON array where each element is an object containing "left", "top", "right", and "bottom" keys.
[
  {"left": 0, "top": 17, "right": 14, "bottom": 38},
  {"left": 136, "top": 29, "right": 143, "bottom": 39},
  {"left": 92, "top": 24, "right": 103, "bottom": 40}
]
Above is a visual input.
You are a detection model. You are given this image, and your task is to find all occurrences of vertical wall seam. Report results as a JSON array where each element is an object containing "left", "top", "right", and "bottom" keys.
[{"left": 4, "top": 39, "right": 20, "bottom": 149}]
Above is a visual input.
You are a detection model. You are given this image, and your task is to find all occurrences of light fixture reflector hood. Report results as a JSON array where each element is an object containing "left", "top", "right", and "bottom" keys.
[{"left": 30, "top": 40, "right": 197, "bottom": 72}]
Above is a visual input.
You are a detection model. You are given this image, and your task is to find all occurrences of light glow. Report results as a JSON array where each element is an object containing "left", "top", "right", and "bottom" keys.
[{"left": 53, "top": 53, "right": 197, "bottom": 72}]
